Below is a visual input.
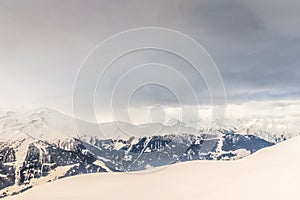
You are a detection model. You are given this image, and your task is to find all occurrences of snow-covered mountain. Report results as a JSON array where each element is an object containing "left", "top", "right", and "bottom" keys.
[
  {"left": 0, "top": 107, "right": 199, "bottom": 142},
  {"left": 0, "top": 107, "right": 298, "bottom": 142},
  {"left": 6, "top": 136, "right": 300, "bottom": 200},
  {"left": 187, "top": 118, "right": 300, "bottom": 143},
  {"left": 0, "top": 107, "right": 298, "bottom": 198}
]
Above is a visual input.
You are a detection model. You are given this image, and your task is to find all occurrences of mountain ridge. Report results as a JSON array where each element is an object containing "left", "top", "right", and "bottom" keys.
[
  {"left": 0, "top": 107, "right": 297, "bottom": 198},
  {"left": 5, "top": 136, "right": 300, "bottom": 200},
  {"left": 0, "top": 107, "right": 298, "bottom": 142}
]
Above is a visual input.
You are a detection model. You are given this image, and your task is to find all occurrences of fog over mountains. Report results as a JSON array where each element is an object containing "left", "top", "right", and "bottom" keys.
[{"left": 0, "top": 107, "right": 299, "bottom": 142}]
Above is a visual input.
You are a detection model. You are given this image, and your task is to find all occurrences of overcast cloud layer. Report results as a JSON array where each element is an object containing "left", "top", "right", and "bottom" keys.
[{"left": 0, "top": 0, "right": 299, "bottom": 123}]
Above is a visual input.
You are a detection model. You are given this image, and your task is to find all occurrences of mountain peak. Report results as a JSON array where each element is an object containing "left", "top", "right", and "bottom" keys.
[{"left": 165, "top": 118, "right": 186, "bottom": 127}]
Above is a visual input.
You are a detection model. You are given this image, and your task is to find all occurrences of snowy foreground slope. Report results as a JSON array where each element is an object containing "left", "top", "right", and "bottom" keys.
[{"left": 7, "top": 136, "right": 300, "bottom": 200}]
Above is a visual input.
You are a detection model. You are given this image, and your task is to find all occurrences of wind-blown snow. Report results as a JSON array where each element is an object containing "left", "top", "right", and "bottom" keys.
[{"left": 6, "top": 136, "right": 300, "bottom": 200}]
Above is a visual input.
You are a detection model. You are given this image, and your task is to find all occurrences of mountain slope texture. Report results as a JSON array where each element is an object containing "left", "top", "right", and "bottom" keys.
[{"left": 6, "top": 135, "right": 300, "bottom": 200}]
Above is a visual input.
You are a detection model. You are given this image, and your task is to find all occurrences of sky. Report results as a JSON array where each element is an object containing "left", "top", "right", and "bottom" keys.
[{"left": 0, "top": 0, "right": 299, "bottom": 124}]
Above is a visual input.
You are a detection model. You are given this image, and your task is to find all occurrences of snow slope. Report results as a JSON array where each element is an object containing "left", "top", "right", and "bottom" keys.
[{"left": 6, "top": 136, "right": 300, "bottom": 200}]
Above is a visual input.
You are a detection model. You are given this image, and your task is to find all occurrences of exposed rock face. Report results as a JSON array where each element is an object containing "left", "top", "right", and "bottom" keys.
[
  {"left": 85, "top": 131, "right": 273, "bottom": 171},
  {"left": 0, "top": 138, "right": 108, "bottom": 198}
]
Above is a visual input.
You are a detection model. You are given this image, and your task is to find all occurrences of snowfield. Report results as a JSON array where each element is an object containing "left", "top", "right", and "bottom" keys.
[{"left": 6, "top": 136, "right": 300, "bottom": 200}]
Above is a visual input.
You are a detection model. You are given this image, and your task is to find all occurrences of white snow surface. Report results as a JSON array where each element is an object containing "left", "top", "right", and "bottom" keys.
[{"left": 6, "top": 136, "right": 300, "bottom": 200}]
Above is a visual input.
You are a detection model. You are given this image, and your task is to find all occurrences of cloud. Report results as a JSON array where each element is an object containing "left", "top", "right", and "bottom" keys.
[{"left": 0, "top": 0, "right": 299, "bottom": 122}]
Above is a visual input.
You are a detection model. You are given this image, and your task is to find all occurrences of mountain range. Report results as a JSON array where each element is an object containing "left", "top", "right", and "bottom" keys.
[
  {"left": 0, "top": 107, "right": 298, "bottom": 198},
  {"left": 7, "top": 135, "right": 300, "bottom": 200}
]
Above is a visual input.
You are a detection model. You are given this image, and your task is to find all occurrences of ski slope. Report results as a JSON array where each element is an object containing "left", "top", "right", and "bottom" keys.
[{"left": 6, "top": 136, "right": 300, "bottom": 200}]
